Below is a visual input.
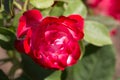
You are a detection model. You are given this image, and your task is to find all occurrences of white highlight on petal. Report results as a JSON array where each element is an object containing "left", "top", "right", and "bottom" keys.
[
  {"left": 55, "top": 36, "right": 66, "bottom": 45},
  {"left": 67, "top": 55, "right": 72, "bottom": 65},
  {"left": 67, "top": 28, "right": 76, "bottom": 39}
]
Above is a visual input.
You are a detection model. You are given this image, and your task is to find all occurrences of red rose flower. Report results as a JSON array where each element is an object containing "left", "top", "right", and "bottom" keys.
[
  {"left": 86, "top": 0, "right": 120, "bottom": 21},
  {"left": 15, "top": 9, "right": 84, "bottom": 70}
]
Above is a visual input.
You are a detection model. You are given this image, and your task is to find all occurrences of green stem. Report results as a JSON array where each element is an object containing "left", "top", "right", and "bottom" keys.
[
  {"left": 23, "top": 0, "right": 29, "bottom": 11},
  {"left": 0, "top": 0, "right": 2, "bottom": 9},
  {"left": 13, "top": 0, "right": 22, "bottom": 10},
  {"left": 54, "top": 0, "right": 68, "bottom": 3}
]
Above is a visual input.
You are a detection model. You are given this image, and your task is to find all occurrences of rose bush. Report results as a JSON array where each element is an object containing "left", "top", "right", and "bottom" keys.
[
  {"left": 86, "top": 0, "right": 120, "bottom": 21},
  {"left": 15, "top": 9, "right": 84, "bottom": 70}
]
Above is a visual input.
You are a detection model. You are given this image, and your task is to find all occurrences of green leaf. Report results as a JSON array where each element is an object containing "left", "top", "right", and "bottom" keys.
[
  {"left": 54, "top": 0, "right": 68, "bottom": 2},
  {"left": 84, "top": 21, "right": 112, "bottom": 46},
  {"left": 0, "top": 0, "right": 4, "bottom": 12},
  {"left": 0, "top": 70, "right": 9, "bottom": 80},
  {"left": 63, "top": 0, "right": 87, "bottom": 18},
  {"left": 87, "top": 15, "right": 119, "bottom": 30},
  {"left": 79, "top": 41, "right": 85, "bottom": 60},
  {"left": 3, "top": 0, "right": 14, "bottom": 16},
  {"left": 0, "top": 27, "right": 16, "bottom": 50},
  {"left": 117, "top": 78, "right": 120, "bottom": 80},
  {"left": 41, "top": 8, "right": 52, "bottom": 17},
  {"left": 0, "top": 20, "right": 3, "bottom": 27},
  {"left": 50, "top": 2, "right": 64, "bottom": 16},
  {"left": 64, "top": 45, "right": 115, "bottom": 80},
  {"left": 0, "top": 34, "right": 9, "bottom": 42},
  {"left": 45, "top": 71, "right": 61, "bottom": 80},
  {"left": 0, "top": 13, "right": 3, "bottom": 26},
  {"left": 30, "top": 0, "right": 54, "bottom": 9},
  {"left": 21, "top": 54, "right": 55, "bottom": 80},
  {"left": 13, "top": 12, "right": 22, "bottom": 29},
  {"left": 84, "top": 44, "right": 100, "bottom": 57}
]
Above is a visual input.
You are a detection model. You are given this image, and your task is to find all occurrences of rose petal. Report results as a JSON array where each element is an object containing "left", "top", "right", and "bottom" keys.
[
  {"left": 31, "top": 20, "right": 73, "bottom": 50},
  {"left": 17, "top": 16, "right": 27, "bottom": 38},
  {"left": 59, "top": 15, "right": 84, "bottom": 40},
  {"left": 68, "top": 15, "right": 84, "bottom": 30},
  {"left": 39, "top": 17, "right": 58, "bottom": 28},
  {"left": 58, "top": 54, "right": 68, "bottom": 67},
  {"left": 23, "top": 29, "right": 32, "bottom": 54},
  {"left": 17, "top": 9, "right": 42, "bottom": 38},
  {"left": 66, "top": 40, "right": 81, "bottom": 65},
  {"left": 14, "top": 39, "right": 25, "bottom": 53},
  {"left": 23, "top": 9, "right": 42, "bottom": 26}
]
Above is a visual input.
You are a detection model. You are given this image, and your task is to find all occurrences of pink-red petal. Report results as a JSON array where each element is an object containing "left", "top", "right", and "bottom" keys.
[
  {"left": 59, "top": 15, "right": 84, "bottom": 40},
  {"left": 17, "top": 16, "right": 27, "bottom": 38},
  {"left": 17, "top": 9, "right": 42, "bottom": 38},
  {"left": 23, "top": 29, "right": 32, "bottom": 54},
  {"left": 14, "top": 39, "right": 25, "bottom": 53}
]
